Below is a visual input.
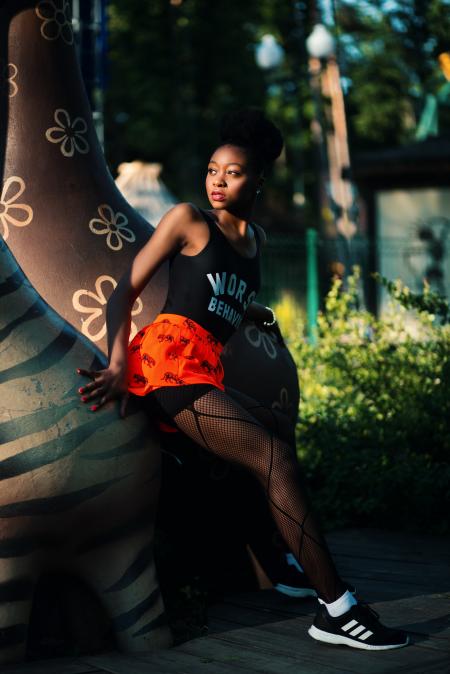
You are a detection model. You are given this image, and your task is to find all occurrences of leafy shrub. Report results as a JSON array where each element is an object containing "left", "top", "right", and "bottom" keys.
[
  {"left": 273, "top": 291, "right": 305, "bottom": 338},
  {"left": 291, "top": 269, "right": 450, "bottom": 534}
]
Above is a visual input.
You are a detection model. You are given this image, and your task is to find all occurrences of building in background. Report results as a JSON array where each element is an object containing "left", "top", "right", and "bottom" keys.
[{"left": 352, "top": 137, "right": 450, "bottom": 315}]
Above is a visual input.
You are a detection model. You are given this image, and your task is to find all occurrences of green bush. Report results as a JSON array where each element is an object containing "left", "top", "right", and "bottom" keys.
[{"left": 291, "top": 269, "right": 450, "bottom": 534}]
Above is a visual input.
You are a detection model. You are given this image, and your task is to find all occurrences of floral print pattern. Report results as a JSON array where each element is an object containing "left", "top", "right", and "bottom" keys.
[
  {"left": 0, "top": 177, "right": 33, "bottom": 240},
  {"left": 45, "top": 109, "right": 89, "bottom": 157},
  {"left": 244, "top": 323, "right": 278, "bottom": 360},
  {"left": 272, "top": 387, "right": 293, "bottom": 417},
  {"left": 72, "top": 275, "right": 143, "bottom": 343},
  {"left": 35, "top": 0, "right": 74, "bottom": 45},
  {"left": 89, "top": 204, "right": 136, "bottom": 251},
  {"left": 0, "top": 61, "right": 18, "bottom": 98}
]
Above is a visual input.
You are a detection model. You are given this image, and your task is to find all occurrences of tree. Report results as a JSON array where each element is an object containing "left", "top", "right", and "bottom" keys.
[
  {"left": 105, "top": 0, "right": 266, "bottom": 201},
  {"left": 334, "top": 0, "right": 450, "bottom": 149},
  {"left": 104, "top": 1, "right": 450, "bottom": 224}
]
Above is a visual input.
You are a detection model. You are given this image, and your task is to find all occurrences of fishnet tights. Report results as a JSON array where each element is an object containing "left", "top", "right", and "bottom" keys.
[{"left": 171, "top": 387, "right": 345, "bottom": 602}]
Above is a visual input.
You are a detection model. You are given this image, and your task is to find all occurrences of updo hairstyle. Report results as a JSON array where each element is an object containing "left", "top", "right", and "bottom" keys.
[{"left": 219, "top": 108, "right": 284, "bottom": 173}]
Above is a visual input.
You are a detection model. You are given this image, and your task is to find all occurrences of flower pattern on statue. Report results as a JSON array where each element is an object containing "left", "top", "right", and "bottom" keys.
[
  {"left": 89, "top": 205, "right": 136, "bottom": 251},
  {"left": 72, "top": 275, "right": 143, "bottom": 343},
  {"left": 45, "top": 109, "right": 89, "bottom": 157},
  {"left": 0, "top": 62, "right": 18, "bottom": 98},
  {"left": 0, "top": 177, "right": 33, "bottom": 240},
  {"left": 272, "top": 387, "right": 293, "bottom": 417},
  {"left": 35, "top": 0, "right": 74, "bottom": 45},
  {"left": 244, "top": 323, "right": 278, "bottom": 360}
]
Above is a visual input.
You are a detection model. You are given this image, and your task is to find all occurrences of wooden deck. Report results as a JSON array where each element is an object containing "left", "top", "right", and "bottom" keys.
[{"left": 4, "top": 528, "right": 450, "bottom": 674}]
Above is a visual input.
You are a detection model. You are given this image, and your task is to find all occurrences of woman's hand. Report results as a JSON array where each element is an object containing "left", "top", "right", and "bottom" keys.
[{"left": 77, "top": 365, "right": 129, "bottom": 418}]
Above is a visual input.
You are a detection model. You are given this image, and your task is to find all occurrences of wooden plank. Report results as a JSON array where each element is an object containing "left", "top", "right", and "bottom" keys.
[
  {"left": 3, "top": 528, "right": 448, "bottom": 674},
  {"left": 219, "top": 589, "right": 450, "bottom": 638},
  {"left": 365, "top": 656, "right": 450, "bottom": 674},
  {"left": 209, "top": 592, "right": 450, "bottom": 649},
  {"left": 83, "top": 650, "right": 253, "bottom": 674},
  {"left": 327, "top": 544, "right": 427, "bottom": 563},
  {"left": 177, "top": 633, "right": 356, "bottom": 674},
  {"left": 332, "top": 578, "right": 449, "bottom": 604},
  {"left": 370, "top": 594, "right": 450, "bottom": 642},
  {"left": 333, "top": 559, "right": 450, "bottom": 587},
  {"left": 2, "top": 658, "right": 102, "bottom": 674},
  {"left": 326, "top": 529, "right": 450, "bottom": 563},
  {"left": 333, "top": 550, "right": 450, "bottom": 573},
  {"left": 210, "top": 598, "right": 314, "bottom": 623},
  {"left": 206, "top": 616, "right": 449, "bottom": 674}
]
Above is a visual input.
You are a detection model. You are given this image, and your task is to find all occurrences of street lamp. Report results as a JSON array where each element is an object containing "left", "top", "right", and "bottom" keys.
[
  {"left": 306, "top": 24, "right": 335, "bottom": 60},
  {"left": 255, "top": 34, "right": 285, "bottom": 70},
  {"left": 306, "top": 23, "right": 357, "bottom": 242},
  {"left": 255, "top": 33, "right": 316, "bottom": 340},
  {"left": 255, "top": 34, "right": 305, "bottom": 209},
  {"left": 304, "top": 24, "right": 340, "bottom": 344}
]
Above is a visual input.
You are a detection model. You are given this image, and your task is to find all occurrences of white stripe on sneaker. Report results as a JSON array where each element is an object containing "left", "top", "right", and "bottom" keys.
[
  {"left": 359, "top": 630, "right": 373, "bottom": 641},
  {"left": 342, "top": 619, "right": 358, "bottom": 632},
  {"left": 349, "top": 625, "right": 366, "bottom": 637}
]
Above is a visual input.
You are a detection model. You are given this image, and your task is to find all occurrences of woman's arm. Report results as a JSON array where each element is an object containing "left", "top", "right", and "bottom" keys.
[
  {"left": 77, "top": 202, "right": 198, "bottom": 414},
  {"left": 106, "top": 202, "right": 196, "bottom": 367}
]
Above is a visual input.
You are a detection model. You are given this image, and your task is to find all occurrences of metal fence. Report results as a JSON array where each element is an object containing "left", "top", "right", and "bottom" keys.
[
  {"left": 258, "top": 233, "right": 449, "bottom": 323},
  {"left": 259, "top": 237, "right": 307, "bottom": 309}
]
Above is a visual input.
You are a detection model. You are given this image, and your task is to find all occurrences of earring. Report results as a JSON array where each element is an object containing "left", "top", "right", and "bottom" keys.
[{"left": 256, "top": 188, "right": 262, "bottom": 195}]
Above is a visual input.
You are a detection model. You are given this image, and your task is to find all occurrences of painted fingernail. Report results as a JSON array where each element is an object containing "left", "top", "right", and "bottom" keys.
[
  {"left": 78, "top": 388, "right": 84, "bottom": 394},
  {"left": 76, "top": 368, "right": 81, "bottom": 373},
  {"left": 90, "top": 405, "right": 98, "bottom": 412},
  {"left": 81, "top": 397, "right": 87, "bottom": 402}
]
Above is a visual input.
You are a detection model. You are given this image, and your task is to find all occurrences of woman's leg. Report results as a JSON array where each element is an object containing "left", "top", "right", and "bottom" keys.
[
  {"left": 166, "top": 387, "right": 346, "bottom": 603},
  {"left": 225, "top": 385, "right": 295, "bottom": 448},
  {"left": 225, "top": 386, "right": 310, "bottom": 587}
]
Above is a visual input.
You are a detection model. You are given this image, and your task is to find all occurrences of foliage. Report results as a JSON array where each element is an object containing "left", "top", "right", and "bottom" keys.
[
  {"left": 375, "top": 273, "right": 450, "bottom": 322},
  {"left": 273, "top": 291, "right": 305, "bottom": 338},
  {"left": 105, "top": 0, "right": 268, "bottom": 203},
  {"left": 336, "top": 0, "right": 450, "bottom": 149},
  {"left": 291, "top": 268, "right": 450, "bottom": 534},
  {"left": 104, "top": 1, "right": 450, "bottom": 222}
]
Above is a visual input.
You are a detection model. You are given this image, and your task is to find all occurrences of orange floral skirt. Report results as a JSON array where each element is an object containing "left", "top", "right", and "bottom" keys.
[{"left": 127, "top": 313, "right": 225, "bottom": 397}]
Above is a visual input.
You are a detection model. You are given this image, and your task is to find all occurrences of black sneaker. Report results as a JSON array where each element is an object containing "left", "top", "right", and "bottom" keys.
[
  {"left": 308, "top": 602, "right": 410, "bottom": 650},
  {"left": 273, "top": 555, "right": 357, "bottom": 599},
  {"left": 274, "top": 567, "right": 317, "bottom": 598}
]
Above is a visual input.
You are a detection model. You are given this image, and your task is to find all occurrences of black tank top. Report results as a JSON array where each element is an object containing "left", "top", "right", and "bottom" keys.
[{"left": 161, "top": 208, "right": 261, "bottom": 344}]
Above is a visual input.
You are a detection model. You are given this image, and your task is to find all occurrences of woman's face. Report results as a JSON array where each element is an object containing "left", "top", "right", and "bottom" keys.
[{"left": 205, "top": 144, "right": 261, "bottom": 213}]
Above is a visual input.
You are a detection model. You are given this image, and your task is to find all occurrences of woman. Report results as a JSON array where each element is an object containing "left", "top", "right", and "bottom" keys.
[{"left": 78, "top": 109, "right": 409, "bottom": 650}]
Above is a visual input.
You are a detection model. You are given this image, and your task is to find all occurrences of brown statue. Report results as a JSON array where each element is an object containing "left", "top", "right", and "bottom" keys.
[
  {"left": 0, "top": 0, "right": 300, "bottom": 662},
  {"left": 0, "top": 240, "right": 172, "bottom": 664},
  {"left": 1, "top": 0, "right": 299, "bottom": 418}
]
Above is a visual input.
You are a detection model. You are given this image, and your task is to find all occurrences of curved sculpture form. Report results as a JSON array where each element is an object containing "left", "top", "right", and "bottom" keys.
[
  {"left": 0, "top": 0, "right": 300, "bottom": 658},
  {"left": 0, "top": 240, "right": 171, "bottom": 664},
  {"left": 0, "top": 0, "right": 299, "bottom": 419},
  {"left": 1, "top": 0, "right": 166, "bottom": 335}
]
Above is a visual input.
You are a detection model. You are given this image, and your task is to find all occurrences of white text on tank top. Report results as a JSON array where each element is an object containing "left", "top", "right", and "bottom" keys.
[{"left": 206, "top": 271, "right": 256, "bottom": 330}]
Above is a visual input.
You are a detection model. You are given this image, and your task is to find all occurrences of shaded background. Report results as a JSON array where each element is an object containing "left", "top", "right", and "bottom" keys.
[{"left": 72, "top": 0, "right": 450, "bottom": 324}]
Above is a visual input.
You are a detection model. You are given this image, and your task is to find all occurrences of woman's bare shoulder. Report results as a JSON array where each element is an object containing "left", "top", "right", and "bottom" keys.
[
  {"left": 159, "top": 202, "right": 204, "bottom": 231},
  {"left": 167, "top": 201, "right": 203, "bottom": 220}
]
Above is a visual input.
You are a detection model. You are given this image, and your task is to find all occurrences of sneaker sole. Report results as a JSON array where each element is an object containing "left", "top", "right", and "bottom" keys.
[
  {"left": 308, "top": 625, "right": 410, "bottom": 650},
  {"left": 274, "top": 584, "right": 357, "bottom": 600},
  {"left": 274, "top": 583, "right": 317, "bottom": 599}
]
